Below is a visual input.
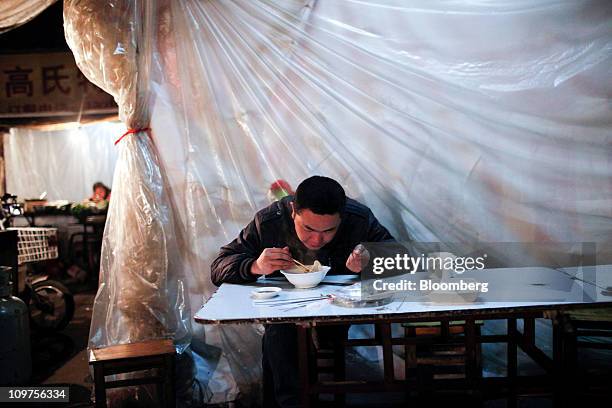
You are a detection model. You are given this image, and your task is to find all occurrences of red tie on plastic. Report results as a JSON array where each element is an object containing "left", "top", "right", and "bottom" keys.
[{"left": 114, "top": 128, "right": 151, "bottom": 145}]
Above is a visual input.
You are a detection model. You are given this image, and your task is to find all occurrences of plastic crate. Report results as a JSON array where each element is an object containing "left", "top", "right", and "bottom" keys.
[{"left": 8, "top": 227, "right": 59, "bottom": 264}]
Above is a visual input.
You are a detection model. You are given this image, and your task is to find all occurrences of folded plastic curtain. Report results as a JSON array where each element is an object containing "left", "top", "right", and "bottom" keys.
[
  {"left": 64, "top": 0, "right": 612, "bottom": 405},
  {"left": 64, "top": 1, "right": 194, "bottom": 405},
  {"left": 0, "top": 0, "right": 57, "bottom": 33}
]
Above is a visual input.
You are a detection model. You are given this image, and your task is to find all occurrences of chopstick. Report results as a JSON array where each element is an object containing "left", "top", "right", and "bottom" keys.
[
  {"left": 267, "top": 298, "right": 328, "bottom": 307},
  {"left": 279, "top": 297, "right": 332, "bottom": 311},
  {"left": 254, "top": 295, "right": 331, "bottom": 306},
  {"left": 291, "top": 258, "right": 310, "bottom": 272},
  {"left": 254, "top": 295, "right": 327, "bottom": 304}
]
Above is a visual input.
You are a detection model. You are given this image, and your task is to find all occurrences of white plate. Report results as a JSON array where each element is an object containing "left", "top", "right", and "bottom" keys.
[{"left": 251, "top": 287, "right": 282, "bottom": 299}]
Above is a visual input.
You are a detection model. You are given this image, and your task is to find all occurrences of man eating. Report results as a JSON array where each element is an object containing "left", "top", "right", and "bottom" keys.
[{"left": 211, "top": 175, "right": 394, "bottom": 407}]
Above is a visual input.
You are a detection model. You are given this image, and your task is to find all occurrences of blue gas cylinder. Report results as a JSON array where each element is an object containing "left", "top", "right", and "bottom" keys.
[{"left": 0, "top": 266, "right": 31, "bottom": 385}]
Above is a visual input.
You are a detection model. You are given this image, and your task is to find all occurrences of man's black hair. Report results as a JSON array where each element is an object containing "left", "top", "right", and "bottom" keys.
[{"left": 294, "top": 176, "right": 346, "bottom": 215}]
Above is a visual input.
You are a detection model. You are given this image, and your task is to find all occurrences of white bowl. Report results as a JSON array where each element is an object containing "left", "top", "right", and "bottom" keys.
[{"left": 280, "top": 266, "right": 331, "bottom": 289}]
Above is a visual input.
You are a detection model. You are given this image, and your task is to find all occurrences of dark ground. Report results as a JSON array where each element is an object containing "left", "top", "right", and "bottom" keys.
[
  {"left": 5, "top": 281, "right": 96, "bottom": 408},
  {"left": 31, "top": 286, "right": 96, "bottom": 407}
]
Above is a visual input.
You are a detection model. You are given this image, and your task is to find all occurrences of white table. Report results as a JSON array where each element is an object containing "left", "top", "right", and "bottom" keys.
[
  {"left": 195, "top": 266, "right": 611, "bottom": 324},
  {"left": 194, "top": 266, "right": 612, "bottom": 406}
]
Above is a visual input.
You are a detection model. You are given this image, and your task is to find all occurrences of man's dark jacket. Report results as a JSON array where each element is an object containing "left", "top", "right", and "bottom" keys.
[{"left": 211, "top": 196, "right": 394, "bottom": 286}]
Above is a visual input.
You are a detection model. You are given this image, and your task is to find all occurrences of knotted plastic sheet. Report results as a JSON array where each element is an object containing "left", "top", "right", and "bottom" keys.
[
  {"left": 64, "top": 0, "right": 612, "bottom": 405},
  {"left": 64, "top": 0, "right": 193, "bottom": 405}
]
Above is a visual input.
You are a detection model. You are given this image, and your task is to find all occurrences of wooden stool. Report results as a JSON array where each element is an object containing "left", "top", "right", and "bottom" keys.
[
  {"left": 560, "top": 308, "right": 612, "bottom": 398},
  {"left": 89, "top": 339, "right": 176, "bottom": 408},
  {"left": 403, "top": 320, "right": 483, "bottom": 383},
  {"left": 307, "top": 325, "right": 348, "bottom": 406},
  {"left": 313, "top": 344, "right": 346, "bottom": 406}
]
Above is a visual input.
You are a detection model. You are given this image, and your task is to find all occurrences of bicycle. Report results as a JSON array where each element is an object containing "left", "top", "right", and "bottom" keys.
[{"left": 1, "top": 193, "right": 75, "bottom": 332}]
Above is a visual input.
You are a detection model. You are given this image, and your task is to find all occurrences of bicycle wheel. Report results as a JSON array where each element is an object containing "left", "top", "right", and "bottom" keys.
[{"left": 29, "top": 280, "right": 75, "bottom": 332}]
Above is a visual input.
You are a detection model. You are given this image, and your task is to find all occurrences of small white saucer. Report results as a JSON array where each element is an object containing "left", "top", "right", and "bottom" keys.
[{"left": 251, "top": 287, "right": 282, "bottom": 299}]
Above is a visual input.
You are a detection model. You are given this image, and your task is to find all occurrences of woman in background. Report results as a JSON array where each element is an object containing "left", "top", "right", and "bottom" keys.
[{"left": 90, "top": 182, "right": 111, "bottom": 203}]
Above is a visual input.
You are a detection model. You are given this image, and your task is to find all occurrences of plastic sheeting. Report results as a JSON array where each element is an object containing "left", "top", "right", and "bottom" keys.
[
  {"left": 0, "top": 0, "right": 57, "bottom": 33},
  {"left": 4, "top": 122, "right": 122, "bottom": 202},
  {"left": 64, "top": 1, "right": 194, "bottom": 404},
  {"left": 63, "top": 0, "right": 612, "bottom": 405}
]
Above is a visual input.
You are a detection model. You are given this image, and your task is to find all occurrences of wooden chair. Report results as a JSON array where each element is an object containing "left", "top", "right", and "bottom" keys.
[
  {"left": 313, "top": 342, "right": 346, "bottom": 406},
  {"left": 403, "top": 320, "right": 483, "bottom": 386},
  {"left": 309, "top": 326, "right": 348, "bottom": 407},
  {"left": 560, "top": 308, "right": 612, "bottom": 398},
  {"left": 68, "top": 214, "right": 106, "bottom": 278},
  {"left": 89, "top": 339, "right": 176, "bottom": 408}
]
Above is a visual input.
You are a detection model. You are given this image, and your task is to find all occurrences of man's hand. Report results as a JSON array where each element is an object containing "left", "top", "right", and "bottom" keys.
[
  {"left": 251, "top": 246, "right": 294, "bottom": 276},
  {"left": 346, "top": 244, "right": 370, "bottom": 273}
]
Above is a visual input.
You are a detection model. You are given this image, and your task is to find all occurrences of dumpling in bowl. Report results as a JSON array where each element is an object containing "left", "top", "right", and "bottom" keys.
[
  {"left": 309, "top": 260, "right": 322, "bottom": 272},
  {"left": 295, "top": 260, "right": 323, "bottom": 273}
]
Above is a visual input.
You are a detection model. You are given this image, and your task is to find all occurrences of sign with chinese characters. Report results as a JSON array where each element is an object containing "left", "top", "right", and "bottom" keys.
[{"left": 0, "top": 52, "right": 117, "bottom": 118}]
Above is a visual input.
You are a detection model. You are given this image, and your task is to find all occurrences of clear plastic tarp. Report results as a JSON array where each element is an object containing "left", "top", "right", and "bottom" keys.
[
  {"left": 4, "top": 122, "right": 122, "bottom": 202},
  {"left": 63, "top": 0, "right": 612, "bottom": 405},
  {"left": 0, "top": 0, "right": 57, "bottom": 33}
]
